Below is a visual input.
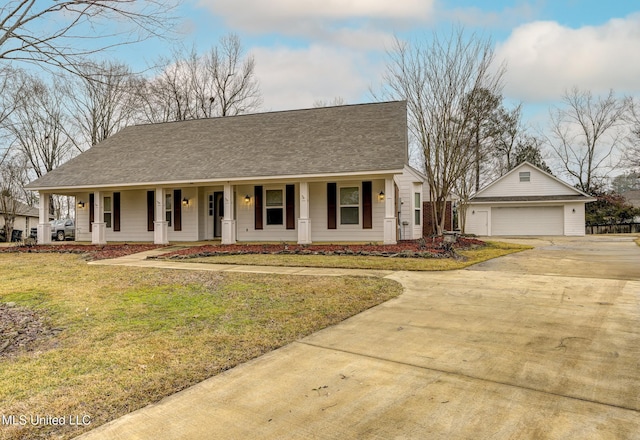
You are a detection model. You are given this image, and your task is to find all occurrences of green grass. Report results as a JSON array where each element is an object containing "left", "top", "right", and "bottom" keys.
[
  {"left": 0, "top": 254, "right": 402, "bottom": 440},
  {"left": 186, "top": 241, "right": 531, "bottom": 271}
]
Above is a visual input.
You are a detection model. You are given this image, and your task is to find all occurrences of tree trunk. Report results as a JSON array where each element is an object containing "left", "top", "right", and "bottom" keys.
[{"left": 458, "top": 201, "right": 467, "bottom": 234}]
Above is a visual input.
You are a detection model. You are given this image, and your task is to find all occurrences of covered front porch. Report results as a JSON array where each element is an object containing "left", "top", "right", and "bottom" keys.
[{"left": 36, "top": 176, "right": 410, "bottom": 246}]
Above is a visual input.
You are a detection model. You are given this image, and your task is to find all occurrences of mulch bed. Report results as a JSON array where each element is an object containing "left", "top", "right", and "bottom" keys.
[
  {"left": 155, "top": 236, "right": 486, "bottom": 260},
  {"left": 0, "top": 243, "right": 166, "bottom": 261}
]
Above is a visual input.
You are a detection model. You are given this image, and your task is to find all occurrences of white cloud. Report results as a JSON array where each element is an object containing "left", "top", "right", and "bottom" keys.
[
  {"left": 314, "top": 27, "right": 396, "bottom": 51},
  {"left": 252, "top": 45, "right": 380, "bottom": 111},
  {"left": 497, "top": 14, "right": 640, "bottom": 102},
  {"left": 199, "top": 0, "right": 433, "bottom": 24},
  {"left": 196, "top": 0, "right": 433, "bottom": 49},
  {"left": 439, "top": 3, "right": 538, "bottom": 29}
]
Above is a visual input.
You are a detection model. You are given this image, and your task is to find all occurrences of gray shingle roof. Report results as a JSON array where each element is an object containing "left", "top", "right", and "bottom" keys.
[
  {"left": 27, "top": 101, "right": 408, "bottom": 190},
  {"left": 0, "top": 197, "right": 39, "bottom": 217}
]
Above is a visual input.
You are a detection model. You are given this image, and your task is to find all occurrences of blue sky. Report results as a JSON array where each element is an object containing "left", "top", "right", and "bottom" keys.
[{"left": 106, "top": 0, "right": 640, "bottom": 124}]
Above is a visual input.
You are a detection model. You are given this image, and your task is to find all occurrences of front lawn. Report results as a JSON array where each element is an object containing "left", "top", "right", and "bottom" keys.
[{"left": 0, "top": 254, "right": 402, "bottom": 440}]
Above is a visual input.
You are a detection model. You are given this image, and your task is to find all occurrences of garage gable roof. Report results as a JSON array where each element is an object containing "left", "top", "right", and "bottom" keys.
[
  {"left": 27, "top": 101, "right": 408, "bottom": 190},
  {"left": 472, "top": 162, "right": 593, "bottom": 200},
  {"left": 470, "top": 195, "right": 592, "bottom": 203}
]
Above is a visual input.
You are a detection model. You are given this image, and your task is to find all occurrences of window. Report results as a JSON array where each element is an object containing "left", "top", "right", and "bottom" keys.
[
  {"left": 165, "top": 193, "right": 172, "bottom": 226},
  {"left": 104, "top": 196, "right": 112, "bottom": 228},
  {"left": 519, "top": 171, "right": 530, "bottom": 182},
  {"left": 266, "top": 189, "right": 283, "bottom": 225},
  {"left": 414, "top": 192, "right": 421, "bottom": 226},
  {"left": 340, "top": 186, "right": 359, "bottom": 225}
]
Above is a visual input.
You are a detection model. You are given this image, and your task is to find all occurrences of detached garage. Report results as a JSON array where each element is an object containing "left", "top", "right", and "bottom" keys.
[{"left": 465, "top": 162, "right": 595, "bottom": 236}]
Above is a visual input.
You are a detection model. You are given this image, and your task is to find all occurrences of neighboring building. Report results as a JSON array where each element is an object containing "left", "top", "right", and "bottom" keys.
[
  {"left": 26, "top": 101, "right": 425, "bottom": 245},
  {"left": 465, "top": 162, "right": 595, "bottom": 236},
  {"left": 621, "top": 190, "right": 640, "bottom": 222},
  {"left": 0, "top": 198, "right": 39, "bottom": 240}
]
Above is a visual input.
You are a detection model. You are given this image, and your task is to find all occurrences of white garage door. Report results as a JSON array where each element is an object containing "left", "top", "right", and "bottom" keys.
[{"left": 491, "top": 206, "right": 564, "bottom": 236}]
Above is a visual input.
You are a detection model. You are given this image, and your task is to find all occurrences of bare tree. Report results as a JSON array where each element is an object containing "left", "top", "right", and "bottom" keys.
[
  {"left": 376, "top": 28, "right": 504, "bottom": 235},
  {"left": 0, "top": 1, "right": 179, "bottom": 74},
  {"left": 0, "top": 154, "right": 30, "bottom": 242},
  {"left": 7, "top": 73, "right": 73, "bottom": 179},
  {"left": 545, "top": 88, "right": 629, "bottom": 194},
  {"left": 139, "top": 34, "right": 262, "bottom": 123},
  {"left": 625, "top": 97, "right": 640, "bottom": 170},
  {"left": 0, "top": 66, "right": 23, "bottom": 164},
  {"left": 137, "top": 54, "right": 191, "bottom": 123},
  {"left": 204, "top": 34, "right": 262, "bottom": 117},
  {"left": 5, "top": 72, "right": 74, "bottom": 218},
  {"left": 64, "top": 61, "right": 138, "bottom": 151},
  {"left": 313, "top": 97, "right": 347, "bottom": 108}
]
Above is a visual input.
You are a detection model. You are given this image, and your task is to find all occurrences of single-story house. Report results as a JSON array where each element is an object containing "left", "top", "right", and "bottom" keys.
[
  {"left": 26, "top": 101, "right": 426, "bottom": 245},
  {"left": 465, "top": 162, "right": 595, "bottom": 236},
  {"left": 0, "top": 198, "right": 39, "bottom": 240}
]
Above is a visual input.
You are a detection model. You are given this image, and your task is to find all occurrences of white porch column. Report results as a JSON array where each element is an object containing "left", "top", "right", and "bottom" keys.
[
  {"left": 221, "top": 183, "right": 236, "bottom": 244},
  {"left": 383, "top": 177, "right": 397, "bottom": 244},
  {"left": 154, "top": 188, "right": 168, "bottom": 244},
  {"left": 297, "top": 182, "right": 312, "bottom": 244},
  {"left": 91, "top": 191, "right": 106, "bottom": 244},
  {"left": 37, "top": 192, "right": 52, "bottom": 244}
]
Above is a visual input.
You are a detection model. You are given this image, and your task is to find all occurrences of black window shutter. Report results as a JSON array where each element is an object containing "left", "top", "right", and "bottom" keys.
[
  {"left": 362, "top": 181, "right": 372, "bottom": 229},
  {"left": 113, "top": 192, "right": 121, "bottom": 232},
  {"left": 327, "top": 183, "right": 337, "bottom": 229},
  {"left": 147, "top": 190, "right": 155, "bottom": 231},
  {"left": 286, "top": 184, "right": 295, "bottom": 230},
  {"left": 89, "top": 193, "right": 94, "bottom": 233},
  {"left": 173, "top": 189, "right": 182, "bottom": 231},
  {"left": 255, "top": 186, "right": 263, "bottom": 230}
]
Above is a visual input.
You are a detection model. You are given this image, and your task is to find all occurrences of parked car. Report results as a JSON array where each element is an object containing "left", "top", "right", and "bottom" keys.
[{"left": 50, "top": 219, "right": 75, "bottom": 241}]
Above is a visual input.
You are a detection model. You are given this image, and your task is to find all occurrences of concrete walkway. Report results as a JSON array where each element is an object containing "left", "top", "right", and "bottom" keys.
[{"left": 78, "top": 237, "right": 640, "bottom": 439}]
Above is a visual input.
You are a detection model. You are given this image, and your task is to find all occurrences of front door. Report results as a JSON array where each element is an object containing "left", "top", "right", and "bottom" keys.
[{"left": 213, "top": 191, "right": 224, "bottom": 238}]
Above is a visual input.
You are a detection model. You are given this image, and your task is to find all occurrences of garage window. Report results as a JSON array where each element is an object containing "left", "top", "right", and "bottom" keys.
[{"left": 519, "top": 172, "right": 530, "bottom": 182}]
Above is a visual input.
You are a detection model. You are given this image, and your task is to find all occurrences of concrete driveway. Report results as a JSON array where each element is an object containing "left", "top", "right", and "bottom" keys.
[
  {"left": 77, "top": 236, "right": 640, "bottom": 439},
  {"left": 469, "top": 235, "right": 640, "bottom": 280}
]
